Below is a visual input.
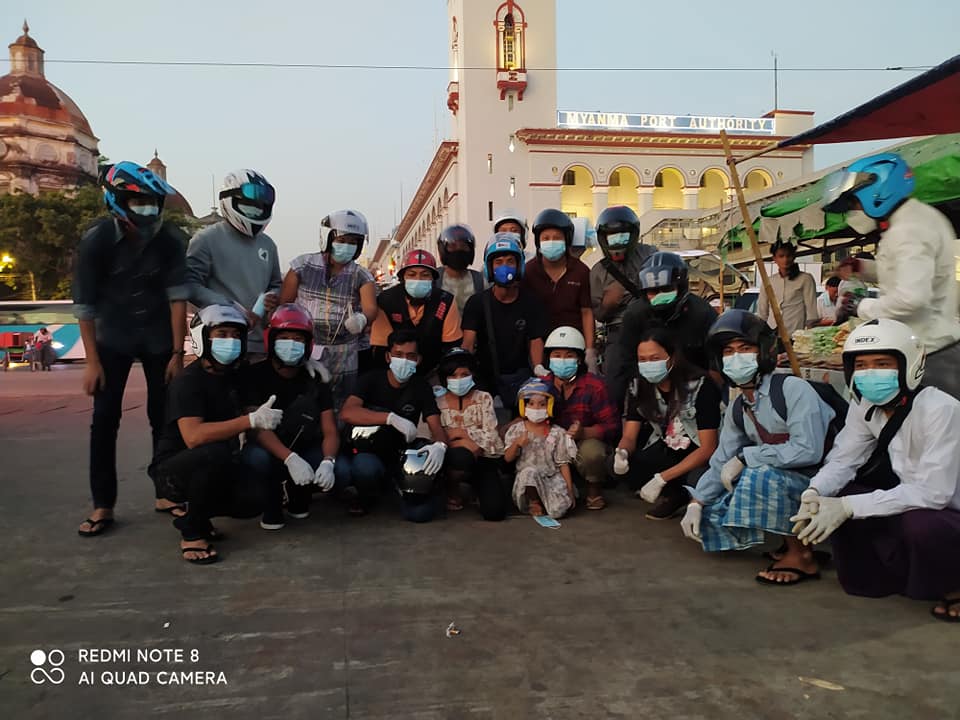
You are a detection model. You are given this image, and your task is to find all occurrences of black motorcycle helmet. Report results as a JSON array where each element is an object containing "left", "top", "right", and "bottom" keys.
[
  {"left": 437, "top": 224, "right": 476, "bottom": 271},
  {"left": 532, "top": 208, "right": 575, "bottom": 249},
  {"left": 438, "top": 346, "right": 478, "bottom": 380},
  {"left": 706, "top": 309, "right": 778, "bottom": 377},
  {"left": 639, "top": 252, "right": 689, "bottom": 295},
  {"left": 596, "top": 205, "right": 640, "bottom": 260}
]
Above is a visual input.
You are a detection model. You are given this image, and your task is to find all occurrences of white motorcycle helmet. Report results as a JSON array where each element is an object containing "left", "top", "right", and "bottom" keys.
[
  {"left": 841, "top": 318, "right": 925, "bottom": 401},
  {"left": 544, "top": 326, "right": 586, "bottom": 353},
  {"left": 493, "top": 208, "right": 528, "bottom": 248},
  {"left": 320, "top": 209, "right": 369, "bottom": 260},
  {"left": 189, "top": 304, "right": 249, "bottom": 360},
  {"left": 219, "top": 169, "right": 276, "bottom": 237}
]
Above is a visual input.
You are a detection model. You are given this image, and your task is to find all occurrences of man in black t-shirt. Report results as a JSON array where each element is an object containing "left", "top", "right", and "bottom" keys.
[
  {"left": 338, "top": 329, "right": 449, "bottom": 520},
  {"left": 150, "top": 305, "right": 284, "bottom": 565},
  {"left": 462, "top": 234, "right": 547, "bottom": 415},
  {"left": 239, "top": 304, "right": 341, "bottom": 530}
]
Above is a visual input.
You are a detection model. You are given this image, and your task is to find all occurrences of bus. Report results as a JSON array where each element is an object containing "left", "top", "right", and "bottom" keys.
[{"left": 0, "top": 300, "right": 84, "bottom": 362}]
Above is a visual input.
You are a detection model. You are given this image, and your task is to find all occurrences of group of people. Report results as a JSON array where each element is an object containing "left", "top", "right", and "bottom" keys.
[{"left": 71, "top": 153, "right": 960, "bottom": 623}]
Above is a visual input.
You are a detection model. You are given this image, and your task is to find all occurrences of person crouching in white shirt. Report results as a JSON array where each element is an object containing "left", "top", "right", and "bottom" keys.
[{"left": 791, "top": 318, "right": 960, "bottom": 623}]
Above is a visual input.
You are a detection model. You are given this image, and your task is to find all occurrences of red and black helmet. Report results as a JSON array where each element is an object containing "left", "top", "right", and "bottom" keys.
[
  {"left": 398, "top": 249, "right": 439, "bottom": 280},
  {"left": 264, "top": 303, "right": 314, "bottom": 360}
]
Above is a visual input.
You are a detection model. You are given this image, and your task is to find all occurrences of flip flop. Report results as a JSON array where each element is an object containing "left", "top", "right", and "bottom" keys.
[
  {"left": 585, "top": 495, "right": 606, "bottom": 510},
  {"left": 155, "top": 503, "right": 187, "bottom": 516},
  {"left": 78, "top": 517, "right": 115, "bottom": 537},
  {"left": 755, "top": 564, "right": 821, "bottom": 586},
  {"left": 181, "top": 544, "right": 219, "bottom": 565},
  {"left": 930, "top": 598, "right": 960, "bottom": 623}
]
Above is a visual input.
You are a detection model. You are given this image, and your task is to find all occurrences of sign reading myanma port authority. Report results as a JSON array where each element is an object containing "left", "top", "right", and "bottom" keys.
[{"left": 557, "top": 111, "right": 776, "bottom": 135}]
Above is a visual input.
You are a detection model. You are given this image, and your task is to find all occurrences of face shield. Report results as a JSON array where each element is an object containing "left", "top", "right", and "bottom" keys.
[{"left": 821, "top": 169, "right": 875, "bottom": 214}]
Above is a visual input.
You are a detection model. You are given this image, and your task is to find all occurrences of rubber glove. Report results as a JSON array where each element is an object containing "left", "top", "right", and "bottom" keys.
[
  {"left": 420, "top": 441, "right": 447, "bottom": 475},
  {"left": 790, "top": 488, "right": 821, "bottom": 535},
  {"left": 344, "top": 312, "right": 367, "bottom": 335},
  {"left": 533, "top": 364, "right": 550, "bottom": 378},
  {"left": 351, "top": 425, "right": 380, "bottom": 440},
  {"left": 387, "top": 412, "right": 419, "bottom": 443},
  {"left": 305, "top": 358, "right": 332, "bottom": 383},
  {"left": 639, "top": 473, "right": 667, "bottom": 504},
  {"left": 680, "top": 502, "right": 703, "bottom": 543},
  {"left": 720, "top": 455, "right": 745, "bottom": 492},
  {"left": 585, "top": 348, "right": 600, "bottom": 374},
  {"left": 248, "top": 395, "right": 283, "bottom": 430},
  {"left": 612, "top": 448, "right": 630, "bottom": 475},
  {"left": 792, "top": 495, "right": 852, "bottom": 546},
  {"left": 314, "top": 458, "right": 336, "bottom": 491},
  {"left": 284, "top": 452, "right": 315, "bottom": 486}
]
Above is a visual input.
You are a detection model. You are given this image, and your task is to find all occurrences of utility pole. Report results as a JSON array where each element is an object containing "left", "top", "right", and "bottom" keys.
[{"left": 772, "top": 51, "right": 779, "bottom": 110}]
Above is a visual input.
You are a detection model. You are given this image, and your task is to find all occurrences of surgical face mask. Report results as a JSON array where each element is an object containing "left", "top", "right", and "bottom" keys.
[
  {"left": 210, "top": 337, "right": 242, "bottom": 366},
  {"left": 845, "top": 209, "right": 878, "bottom": 236},
  {"left": 274, "top": 338, "right": 305, "bottom": 366},
  {"left": 404, "top": 279, "right": 433, "bottom": 299},
  {"left": 540, "top": 240, "right": 567, "bottom": 261},
  {"left": 722, "top": 352, "right": 759, "bottom": 386},
  {"left": 649, "top": 290, "right": 678, "bottom": 307},
  {"left": 492, "top": 263, "right": 518, "bottom": 286},
  {"left": 444, "top": 249, "right": 472, "bottom": 272},
  {"left": 389, "top": 356, "right": 418, "bottom": 382},
  {"left": 549, "top": 357, "right": 579, "bottom": 380},
  {"left": 447, "top": 375, "right": 475, "bottom": 397},
  {"left": 637, "top": 359, "right": 670, "bottom": 384},
  {"left": 853, "top": 368, "right": 901, "bottom": 406},
  {"left": 330, "top": 242, "right": 356, "bottom": 264},
  {"left": 128, "top": 203, "right": 159, "bottom": 217},
  {"left": 606, "top": 232, "right": 631, "bottom": 248},
  {"left": 237, "top": 201, "right": 269, "bottom": 220},
  {"left": 524, "top": 407, "right": 548, "bottom": 424}
]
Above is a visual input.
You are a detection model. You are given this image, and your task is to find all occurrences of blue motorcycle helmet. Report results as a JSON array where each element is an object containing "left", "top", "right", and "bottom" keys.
[
  {"left": 100, "top": 161, "right": 175, "bottom": 232},
  {"left": 821, "top": 152, "right": 915, "bottom": 219},
  {"left": 482, "top": 232, "right": 526, "bottom": 285}
]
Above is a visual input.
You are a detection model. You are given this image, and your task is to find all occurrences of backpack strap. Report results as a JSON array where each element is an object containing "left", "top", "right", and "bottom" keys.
[
  {"left": 600, "top": 257, "right": 643, "bottom": 299},
  {"left": 732, "top": 394, "right": 745, "bottom": 432},
  {"left": 768, "top": 373, "right": 789, "bottom": 421},
  {"left": 481, "top": 290, "right": 502, "bottom": 381},
  {"left": 855, "top": 388, "right": 922, "bottom": 489},
  {"left": 472, "top": 269, "right": 485, "bottom": 295}
]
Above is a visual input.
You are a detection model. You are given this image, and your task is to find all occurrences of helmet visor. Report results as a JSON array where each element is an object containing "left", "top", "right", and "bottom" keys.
[
  {"left": 639, "top": 267, "right": 676, "bottom": 290},
  {"left": 821, "top": 170, "right": 873, "bottom": 213}
]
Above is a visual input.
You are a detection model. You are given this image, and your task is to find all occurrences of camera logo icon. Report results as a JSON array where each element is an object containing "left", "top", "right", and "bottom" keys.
[{"left": 30, "top": 649, "right": 65, "bottom": 685}]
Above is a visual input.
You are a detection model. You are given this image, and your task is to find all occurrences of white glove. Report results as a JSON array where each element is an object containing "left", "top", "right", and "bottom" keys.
[
  {"left": 585, "top": 347, "right": 599, "bottom": 374},
  {"left": 613, "top": 448, "right": 630, "bottom": 475},
  {"left": 720, "top": 455, "right": 745, "bottom": 492},
  {"left": 792, "top": 495, "right": 852, "bottom": 546},
  {"left": 533, "top": 364, "right": 550, "bottom": 378},
  {"left": 314, "top": 458, "right": 336, "bottom": 491},
  {"left": 344, "top": 312, "right": 367, "bottom": 335},
  {"left": 639, "top": 473, "right": 668, "bottom": 504},
  {"left": 420, "top": 442, "right": 447, "bottom": 475},
  {"left": 680, "top": 502, "right": 703, "bottom": 543},
  {"left": 284, "top": 452, "right": 315, "bottom": 486},
  {"left": 387, "top": 412, "right": 419, "bottom": 443},
  {"left": 791, "top": 488, "right": 821, "bottom": 535},
  {"left": 248, "top": 395, "right": 283, "bottom": 430},
  {"left": 305, "top": 358, "right": 332, "bottom": 383}
]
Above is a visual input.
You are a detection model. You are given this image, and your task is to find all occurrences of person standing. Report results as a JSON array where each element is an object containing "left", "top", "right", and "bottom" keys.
[
  {"left": 32, "top": 327, "right": 54, "bottom": 371},
  {"left": 436, "top": 224, "right": 485, "bottom": 314},
  {"left": 186, "top": 169, "right": 281, "bottom": 359},
  {"left": 74, "top": 161, "right": 189, "bottom": 536},
  {"left": 756, "top": 239, "right": 819, "bottom": 335},
  {"left": 280, "top": 209, "right": 378, "bottom": 410}
]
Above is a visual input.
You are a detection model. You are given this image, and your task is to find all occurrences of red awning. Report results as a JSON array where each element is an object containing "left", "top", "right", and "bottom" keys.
[{"left": 778, "top": 54, "right": 960, "bottom": 148}]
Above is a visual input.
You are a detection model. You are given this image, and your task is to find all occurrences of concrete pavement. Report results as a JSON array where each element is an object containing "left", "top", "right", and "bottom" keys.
[{"left": 0, "top": 364, "right": 957, "bottom": 719}]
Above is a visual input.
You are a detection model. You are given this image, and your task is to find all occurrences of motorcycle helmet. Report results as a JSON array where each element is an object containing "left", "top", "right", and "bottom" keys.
[
  {"left": 841, "top": 318, "right": 925, "bottom": 402},
  {"left": 189, "top": 304, "right": 248, "bottom": 363},
  {"left": 517, "top": 377, "right": 555, "bottom": 418},
  {"left": 638, "top": 252, "right": 689, "bottom": 319},
  {"left": 320, "top": 209, "right": 369, "bottom": 261},
  {"left": 706, "top": 309, "right": 778, "bottom": 377},
  {"left": 596, "top": 205, "right": 641, "bottom": 261},
  {"left": 398, "top": 249, "right": 440, "bottom": 280},
  {"left": 219, "top": 169, "right": 276, "bottom": 236},
  {"left": 821, "top": 152, "right": 914, "bottom": 219},
  {"left": 100, "top": 161, "right": 175, "bottom": 234},
  {"left": 493, "top": 209, "right": 528, "bottom": 248},
  {"left": 437, "top": 224, "right": 476, "bottom": 270},
  {"left": 532, "top": 208, "right": 575, "bottom": 249},
  {"left": 399, "top": 446, "right": 440, "bottom": 523},
  {"left": 263, "top": 303, "right": 314, "bottom": 364},
  {"left": 482, "top": 233, "right": 525, "bottom": 283}
]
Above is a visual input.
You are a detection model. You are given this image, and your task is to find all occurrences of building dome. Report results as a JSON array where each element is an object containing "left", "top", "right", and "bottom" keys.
[
  {"left": 0, "top": 21, "right": 99, "bottom": 194},
  {"left": 145, "top": 149, "right": 195, "bottom": 217}
]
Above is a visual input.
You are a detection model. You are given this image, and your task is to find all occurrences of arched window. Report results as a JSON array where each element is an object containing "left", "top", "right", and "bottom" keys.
[
  {"left": 495, "top": 2, "right": 526, "bottom": 73},
  {"left": 562, "top": 169, "right": 576, "bottom": 186}
]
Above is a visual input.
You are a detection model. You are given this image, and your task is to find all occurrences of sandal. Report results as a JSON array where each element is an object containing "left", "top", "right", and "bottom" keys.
[
  {"left": 930, "top": 597, "right": 960, "bottom": 623},
  {"left": 586, "top": 495, "right": 606, "bottom": 511},
  {"left": 155, "top": 503, "right": 187, "bottom": 517},
  {"left": 446, "top": 497, "right": 464, "bottom": 512},
  {"left": 764, "top": 541, "right": 832, "bottom": 566},
  {"left": 181, "top": 543, "right": 219, "bottom": 565},
  {"left": 755, "top": 563, "right": 821, "bottom": 586},
  {"left": 78, "top": 517, "right": 114, "bottom": 537},
  {"left": 528, "top": 499, "right": 545, "bottom": 516}
]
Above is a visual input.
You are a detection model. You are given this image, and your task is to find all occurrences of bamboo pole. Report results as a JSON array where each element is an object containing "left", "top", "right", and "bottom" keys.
[
  {"left": 733, "top": 141, "right": 780, "bottom": 165},
  {"left": 720, "top": 130, "right": 801, "bottom": 376}
]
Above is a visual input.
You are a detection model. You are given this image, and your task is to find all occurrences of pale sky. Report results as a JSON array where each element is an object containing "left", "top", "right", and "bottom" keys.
[{"left": 3, "top": 1, "right": 958, "bottom": 264}]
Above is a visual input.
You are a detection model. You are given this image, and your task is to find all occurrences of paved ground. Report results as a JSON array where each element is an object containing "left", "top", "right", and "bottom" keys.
[{"left": 1, "top": 364, "right": 958, "bottom": 719}]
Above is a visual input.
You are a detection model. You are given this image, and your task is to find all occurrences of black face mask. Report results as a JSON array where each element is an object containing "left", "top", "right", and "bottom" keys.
[{"left": 444, "top": 249, "right": 473, "bottom": 272}]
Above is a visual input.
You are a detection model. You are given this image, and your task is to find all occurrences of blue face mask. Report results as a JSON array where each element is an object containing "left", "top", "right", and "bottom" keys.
[
  {"left": 447, "top": 375, "right": 475, "bottom": 397},
  {"left": 404, "top": 279, "right": 433, "bottom": 299},
  {"left": 389, "top": 356, "right": 418, "bottom": 382},
  {"left": 722, "top": 352, "right": 759, "bottom": 386},
  {"left": 853, "top": 368, "right": 901, "bottom": 406},
  {"left": 540, "top": 240, "right": 567, "bottom": 261},
  {"left": 331, "top": 242, "right": 356, "bottom": 264},
  {"left": 274, "top": 338, "right": 305, "bottom": 366},
  {"left": 492, "top": 263, "right": 518, "bottom": 286},
  {"left": 549, "top": 357, "right": 579, "bottom": 380},
  {"left": 210, "top": 337, "right": 242, "bottom": 366},
  {"left": 650, "top": 290, "right": 678, "bottom": 307},
  {"left": 637, "top": 359, "right": 670, "bottom": 384}
]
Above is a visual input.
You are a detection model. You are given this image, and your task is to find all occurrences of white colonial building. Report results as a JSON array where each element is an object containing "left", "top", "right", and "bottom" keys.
[{"left": 393, "top": 0, "right": 815, "bottom": 262}]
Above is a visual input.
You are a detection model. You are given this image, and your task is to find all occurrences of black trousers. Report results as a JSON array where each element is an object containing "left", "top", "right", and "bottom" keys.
[
  {"left": 609, "top": 439, "right": 695, "bottom": 491},
  {"left": 444, "top": 446, "right": 508, "bottom": 521},
  {"left": 89, "top": 345, "right": 170, "bottom": 509},
  {"left": 151, "top": 441, "right": 266, "bottom": 540}
]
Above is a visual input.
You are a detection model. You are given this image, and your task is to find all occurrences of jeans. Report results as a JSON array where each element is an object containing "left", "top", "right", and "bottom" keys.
[
  {"left": 444, "top": 446, "right": 508, "bottom": 521},
  {"left": 241, "top": 443, "right": 344, "bottom": 519},
  {"left": 151, "top": 441, "right": 266, "bottom": 540},
  {"left": 89, "top": 345, "right": 170, "bottom": 509},
  {"left": 336, "top": 451, "right": 441, "bottom": 522}
]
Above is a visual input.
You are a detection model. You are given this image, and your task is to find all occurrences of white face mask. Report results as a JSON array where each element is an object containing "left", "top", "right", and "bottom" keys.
[
  {"left": 845, "top": 209, "right": 878, "bottom": 235},
  {"left": 524, "top": 407, "right": 548, "bottom": 423}
]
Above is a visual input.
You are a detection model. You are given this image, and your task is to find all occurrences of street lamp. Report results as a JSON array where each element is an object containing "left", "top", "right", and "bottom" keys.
[{"left": 0, "top": 253, "right": 13, "bottom": 271}]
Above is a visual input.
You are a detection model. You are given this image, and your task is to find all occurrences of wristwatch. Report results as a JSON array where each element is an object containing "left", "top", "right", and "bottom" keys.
[{"left": 323, "top": 456, "right": 337, "bottom": 465}]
